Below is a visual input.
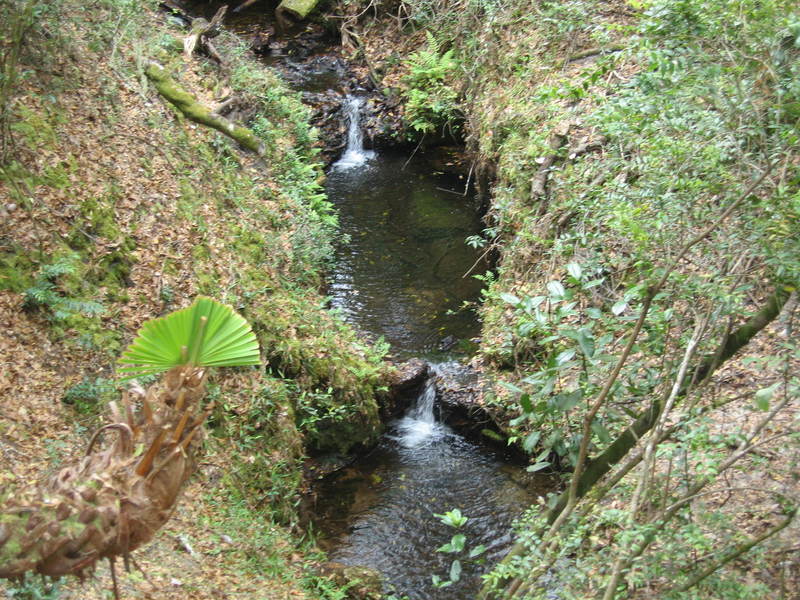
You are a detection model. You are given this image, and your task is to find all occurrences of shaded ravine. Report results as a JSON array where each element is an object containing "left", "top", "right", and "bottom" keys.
[{"left": 313, "top": 97, "right": 543, "bottom": 599}]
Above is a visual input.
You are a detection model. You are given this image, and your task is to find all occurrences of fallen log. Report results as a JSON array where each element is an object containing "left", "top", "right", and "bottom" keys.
[
  {"left": 183, "top": 5, "right": 227, "bottom": 61},
  {"left": 145, "top": 62, "right": 265, "bottom": 156}
]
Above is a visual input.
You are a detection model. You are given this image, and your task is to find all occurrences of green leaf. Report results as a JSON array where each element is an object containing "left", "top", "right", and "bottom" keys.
[
  {"left": 553, "top": 390, "right": 582, "bottom": 412},
  {"left": 468, "top": 544, "right": 487, "bottom": 558},
  {"left": 591, "top": 420, "right": 612, "bottom": 443},
  {"left": 522, "top": 295, "right": 546, "bottom": 312},
  {"left": 119, "top": 296, "right": 260, "bottom": 377},
  {"left": 437, "top": 534, "right": 466, "bottom": 554},
  {"left": 567, "top": 263, "right": 582, "bottom": 279},
  {"left": 754, "top": 382, "right": 780, "bottom": 411},
  {"left": 527, "top": 461, "right": 550, "bottom": 472},
  {"left": 519, "top": 393, "right": 533, "bottom": 413},
  {"left": 523, "top": 431, "right": 541, "bottom": 452},
  {"left": 500, "top": 292, "right": 521, "bottom": 305},
  {"left": 577, "top": 328, "right": 595, "bottom": 358},
  {"left": 584, "top": 278, "right": 604, "bottom": 289},
  {"left": 449, "top": 560, "right": 462, "bottom": 582},
  {"left": 500, "top": 380, "right": 525, "bottom": 395},
  {"left": 435, "top": 508, "right": 468, "bottom": 528},
  {"left": 547, "top": 281, "right": 565, "bottom": 298},
  {"left": 481, "top": 428, "right": 504, "bottom": 442},
  {"left": 556, "top": 348, "right": 576, "bottom": 365},
  {"left": 612, "top": 300, "right": 627, "bottom": 315}
]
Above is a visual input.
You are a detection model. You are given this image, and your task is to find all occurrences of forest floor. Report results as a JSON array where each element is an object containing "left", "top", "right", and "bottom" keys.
[{"left": 0, "top": 2, "right": 350, "bottom": 598}]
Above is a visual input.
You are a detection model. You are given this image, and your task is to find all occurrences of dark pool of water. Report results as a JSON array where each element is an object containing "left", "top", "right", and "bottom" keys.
[
  {"left": 326, "top": 152, "right": 488, "bottom": 358},
  {"left": 312, "top": 400, "right": 544, "bottom": 600}
]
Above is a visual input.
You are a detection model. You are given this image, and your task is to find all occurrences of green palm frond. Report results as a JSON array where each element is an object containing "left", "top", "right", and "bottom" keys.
[{"left": 118, "top": 297, "right": 260, "bottom": 377}]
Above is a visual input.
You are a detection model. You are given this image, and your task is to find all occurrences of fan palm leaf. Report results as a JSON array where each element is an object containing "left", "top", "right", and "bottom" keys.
[{"left": 118, "top": 296, "right": 260, "bottom": 376}]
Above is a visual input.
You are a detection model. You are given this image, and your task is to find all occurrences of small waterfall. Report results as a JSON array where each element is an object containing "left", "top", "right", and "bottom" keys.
[
  {"left": 333, "top": 95, "right": 375, "bottom": 170},
  {"left": 395, "top": 371, "right": 449, "bottom": 448}
]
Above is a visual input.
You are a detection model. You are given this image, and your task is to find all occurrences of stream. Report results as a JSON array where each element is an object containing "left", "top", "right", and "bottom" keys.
[
  {"left": 312, "top": 97, "right": 542, "bottom": 599},
  {"left": 176, "top": 3, "right": 543, "bottom": 593},
  {"left": 326, "top": 96, "right": 486, "bottom": 358}
]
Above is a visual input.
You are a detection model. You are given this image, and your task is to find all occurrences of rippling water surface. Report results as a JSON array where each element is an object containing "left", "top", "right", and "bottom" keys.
[
  {"left": 314, "top": 380, "right": 542, "bottom": 599},
  {"left": 316, "top": 97, "right": 545, "bottom": 599}
]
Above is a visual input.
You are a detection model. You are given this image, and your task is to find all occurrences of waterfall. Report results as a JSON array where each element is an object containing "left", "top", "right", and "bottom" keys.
[
  {"left": 333, "top": 95, "right": 375, "bottom": 170},
  {"left": 395, "top": 370, "right": 449, "bottom": 448}
]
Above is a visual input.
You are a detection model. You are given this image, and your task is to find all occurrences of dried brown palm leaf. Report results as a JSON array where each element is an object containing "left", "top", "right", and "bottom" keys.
[{"left": 0, "top": 298, "right": 259, "bottom": 589}]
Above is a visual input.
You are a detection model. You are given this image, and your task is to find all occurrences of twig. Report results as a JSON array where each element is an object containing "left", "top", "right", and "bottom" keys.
[
  {"left": 673, "top": 507, "right": 797, "bottom": 594},
  {"left": 402, "top": 134, "right": 426, "bottom": 171}
]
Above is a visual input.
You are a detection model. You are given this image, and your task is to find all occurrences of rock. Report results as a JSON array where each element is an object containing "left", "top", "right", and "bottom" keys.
[
  {"left": 378, "top": 358, "right": 429, "bottom": 420},
  {"left": 319, "top": 562, "right": 383, "bottom": 600},
  {"left": 438, "top": 334, "right": 458, "bottom": 351},
  {"left": 250, "top": 30, "right": 273, "bottom": 55},
  {"left": 388, "top": 358, "right": 429, "bottom": 394},
  {"left": 433, "top": 362, "right": 515, "bottom": 451}
]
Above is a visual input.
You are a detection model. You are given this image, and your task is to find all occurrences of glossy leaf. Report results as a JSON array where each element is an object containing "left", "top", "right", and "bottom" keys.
[
  {"left": 577, "top": 328, "right": 595, "bottom": 358},
  {"left": 500, "top": 292, "right": 521, "bottom": 306},
  {"left": 527, "top": 461, "right": 550, "bottom": 472},
  {"left": 469, "top": 544, "right": 487, "bottom": 558},
  {"left": 547, "top": 280, "right": 566, "bottom": 298},
  {"left": 523, "top": 431, "right": 541, "bottom": 452},
  {"left": 754, "top": 382, "right": 780, "bottom": 411}
]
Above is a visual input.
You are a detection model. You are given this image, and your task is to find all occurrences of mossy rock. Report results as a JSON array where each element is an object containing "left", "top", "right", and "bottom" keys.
[{"left": 306, "top": 414, "right": 381, "bottom": 455}]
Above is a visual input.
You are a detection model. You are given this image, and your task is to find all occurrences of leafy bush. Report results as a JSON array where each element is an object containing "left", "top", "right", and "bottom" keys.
[
  {"left": 2, "top": 574, "right": 61, "bottom": 599},
  {"left": 61, "top": 376, "right": 117, "bottom": 415}
]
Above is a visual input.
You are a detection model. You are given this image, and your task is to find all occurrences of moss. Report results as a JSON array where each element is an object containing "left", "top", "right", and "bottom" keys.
[
  {"left": 0, "top": 248, "right": 36, "bottom": 293},
  {"left": 145, "top": 62, "right": 265, "bottom": 155}
]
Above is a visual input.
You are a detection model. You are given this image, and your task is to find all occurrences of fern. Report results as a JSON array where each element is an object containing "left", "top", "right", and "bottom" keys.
[
  {"left": 403, "top": 32, "right": 461, "bottom": 134},
  {"left": 23, "top": 254, "right": 105, "bottom": 322}
]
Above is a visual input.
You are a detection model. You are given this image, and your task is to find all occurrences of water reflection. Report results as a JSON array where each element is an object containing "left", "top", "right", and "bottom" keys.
[{"left": 326, "top": 153, "right": 487, "bottom": 358}]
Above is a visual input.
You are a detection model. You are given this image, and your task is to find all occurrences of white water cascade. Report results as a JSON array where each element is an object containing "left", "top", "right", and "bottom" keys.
[
  {"left": 332, "top": 95, "right": 375, "bottom": 170},
  {"left": 394, "top": 371, "right": 450, "bottom": 448}
]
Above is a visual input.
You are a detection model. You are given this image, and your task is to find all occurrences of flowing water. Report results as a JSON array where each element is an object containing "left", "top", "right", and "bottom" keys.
[
  {"left": 326, "top": 96, "right": 487, "bottom": 358},
  {"left": 314, "top": 97, "right": 544, "bottom": 599},
  {"left": 314, "top": 367, "right": 544, "bottom": 599},
  {"left": 168, "top": 11, "right": 542, "bottom": 594}
]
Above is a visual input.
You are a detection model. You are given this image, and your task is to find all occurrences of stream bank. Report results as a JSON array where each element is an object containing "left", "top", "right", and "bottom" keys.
[{"left": 0, "top": 1, "right": 400, "bottom": 597}]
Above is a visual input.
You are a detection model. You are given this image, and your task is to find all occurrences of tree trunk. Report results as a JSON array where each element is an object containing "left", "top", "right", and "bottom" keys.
[{"left": 276, "top": 0, "right": 319, "bottom": 28}]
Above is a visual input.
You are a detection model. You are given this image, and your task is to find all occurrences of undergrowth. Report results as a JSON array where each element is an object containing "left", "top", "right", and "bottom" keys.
[{"left": 1, "top": 0, "right": 392, "bottom": 597}]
